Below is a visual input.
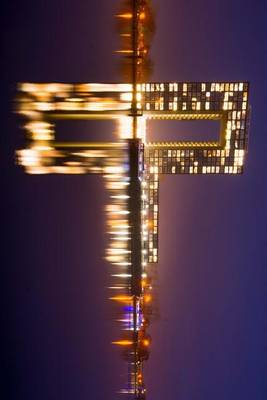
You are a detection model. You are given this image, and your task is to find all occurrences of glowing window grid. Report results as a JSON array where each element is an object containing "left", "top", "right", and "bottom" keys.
[{"left": 17, "top": 81, "right": 250, "bottom": 263}]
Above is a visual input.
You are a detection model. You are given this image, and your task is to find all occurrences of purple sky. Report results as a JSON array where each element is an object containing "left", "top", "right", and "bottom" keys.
[{"left": 1, "top": 1, "right": 267, "bottom": 399}]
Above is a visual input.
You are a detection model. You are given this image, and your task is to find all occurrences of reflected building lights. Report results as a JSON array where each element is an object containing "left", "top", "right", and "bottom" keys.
[{"left": 16, "top": 79, "right": 250, "bottom": 398}]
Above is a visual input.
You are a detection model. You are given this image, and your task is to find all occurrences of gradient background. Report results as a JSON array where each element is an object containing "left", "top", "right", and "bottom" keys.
[{"left": 1, "top": 1, "right": 267, "bottom": 399}]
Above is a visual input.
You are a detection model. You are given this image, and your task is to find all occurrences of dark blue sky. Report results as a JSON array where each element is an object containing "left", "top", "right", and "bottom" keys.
[{"left": 1, "top": 1, "right": 267, "bottom": 400}]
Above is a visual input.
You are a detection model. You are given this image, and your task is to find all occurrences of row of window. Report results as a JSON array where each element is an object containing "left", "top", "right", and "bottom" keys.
[
  {"left": 143, "top": 92, "right": 247, "bottom": 102},
  {"left": 152, "top": 165, "right": 243, "bottom": 174},
  {"left": 139, "top": 82, "right": 248, "bottom": 93},
  {"left": 145, "top": 100, "right": 247, "bottom": 112},
  {"left": 146, "top": 149, "right": 237, "bottom": 157}
]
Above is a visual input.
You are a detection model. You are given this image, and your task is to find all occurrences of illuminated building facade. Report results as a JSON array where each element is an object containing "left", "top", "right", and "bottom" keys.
[
  {"left": 15, "top": 2, "right": 250, "bottom": 399},
  {"left": 141, "top": 81, "right": 250, "bottom": 263},
  {"left": 17, "top": 81, "right": 250, "bottom": 266}
]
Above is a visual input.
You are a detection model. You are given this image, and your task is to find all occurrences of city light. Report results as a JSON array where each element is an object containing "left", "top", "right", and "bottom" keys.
[{"left": 15, "top": 0, "right": 250, "bottom": 399}]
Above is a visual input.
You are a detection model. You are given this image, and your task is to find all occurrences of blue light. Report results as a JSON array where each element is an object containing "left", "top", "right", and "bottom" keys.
[{"left": 124, "top": 306, "right": 134, "bottom": 312}]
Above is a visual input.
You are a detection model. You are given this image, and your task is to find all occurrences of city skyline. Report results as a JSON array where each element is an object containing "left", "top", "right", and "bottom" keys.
[
  {"left": 1, "top": 0, "right": 266, "bottom": 400},
  {"left": 16, "top": 75, "right": 250, "bottom": 397}
]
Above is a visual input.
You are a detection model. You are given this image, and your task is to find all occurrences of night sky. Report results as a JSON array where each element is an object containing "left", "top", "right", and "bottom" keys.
[{"left": 1, "top": 1, "right": 267, "bottom": 400}]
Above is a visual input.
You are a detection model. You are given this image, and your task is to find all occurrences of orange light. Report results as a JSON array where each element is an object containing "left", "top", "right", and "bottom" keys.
[
  {"left": 109, "top": 295, "right": 133, "bottom": 303},
  {"left": 115, "top": 50, "right": 133, "bottom": 54},
  {"left": 148, "top": 220, "right": 153, "bottom": 229},
  {"left": 116, "top": 13, "right": 132, "bottom": 19},
  {"left": 142, "top": 339, "right": 150, "bottom": 347},
  {"left": 112, "top": 340, "right": 133, "bottom": 346},
  {"left": 144, "top": 294, "right": 152, "bottom": 303},
  {"left": 139, "top": 12, "right": 146, "bottom": 20}
]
